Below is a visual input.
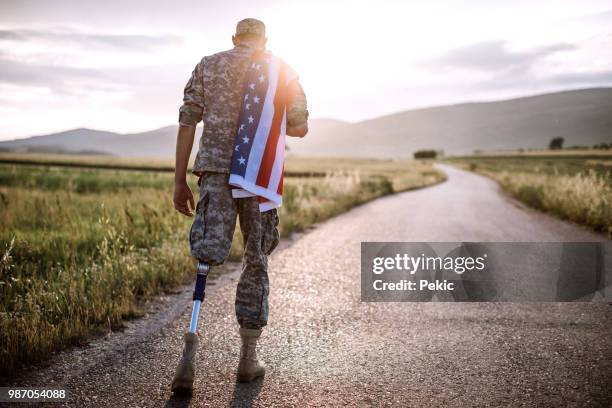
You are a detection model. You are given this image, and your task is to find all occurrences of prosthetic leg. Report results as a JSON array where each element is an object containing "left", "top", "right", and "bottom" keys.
[{"left": 171, "top": 262, "right": 209, "bottom": 394}]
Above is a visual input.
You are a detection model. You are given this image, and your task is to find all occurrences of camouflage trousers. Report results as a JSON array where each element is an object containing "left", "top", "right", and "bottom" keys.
[{"left": 189, "top": 172, "right": 280, "bottom": 329}]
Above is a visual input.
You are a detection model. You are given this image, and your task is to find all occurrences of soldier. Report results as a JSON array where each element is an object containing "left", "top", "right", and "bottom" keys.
[{"left": 171, "top": 18, "right": 308, "bottom": 393}]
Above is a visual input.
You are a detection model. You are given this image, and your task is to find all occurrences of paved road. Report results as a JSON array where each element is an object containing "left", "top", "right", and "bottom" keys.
[{"left": 11, "top": 165, "right": 611, "bottom": 407}]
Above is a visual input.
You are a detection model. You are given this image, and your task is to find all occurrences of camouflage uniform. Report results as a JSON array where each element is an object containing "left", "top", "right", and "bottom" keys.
[{"left": 179, "top": 20, "right": 308, "bottom": 329}]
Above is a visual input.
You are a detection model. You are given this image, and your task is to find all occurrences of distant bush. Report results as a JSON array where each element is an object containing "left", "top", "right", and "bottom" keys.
[
  {"left": 549, "top": 137, "right": 564, "bottom": 150},
  {"left": 413, "top": 150, "right": 437, "bottom": 159},
  {"left": 593, "top": 142, "right": 611, "bottom": 150}
]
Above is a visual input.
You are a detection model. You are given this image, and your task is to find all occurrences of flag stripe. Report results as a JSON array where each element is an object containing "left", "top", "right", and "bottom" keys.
[
  {"left": 267, "top": 121, "right": 285, "bottom": 194},
  {"left": 255, "top": 64, "right": 286, "bottom": 188},
  {"left": 277, "top": 168, "right": 284, "bottom": 195},
  {"left": 245, "top": 58, "right": 280, "bottom": 182}
]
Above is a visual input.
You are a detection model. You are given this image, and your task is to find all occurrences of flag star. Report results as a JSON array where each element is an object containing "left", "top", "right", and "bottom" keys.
[
  {"left": 250, "top": 63, "right": 256, "bottom": 69},
  {"left": 253, "top": 96, "right": 260, "bottom": 104},
  {"left": 239, "top": 124, "right": 245, "bottom": 131},
  {"left": 242, "top": 135, "right": 250, "bottom": 144},
  {"left": 238, "top": 156, "right": 246, "bottom": 165},
  {"left": 248, "top": 115, "right": 254, "bottom": 123},
  {"left": 245, "top": 103, "right": 251, "bottom": 110},
  {"left": 258, "top": 74, "right": 265, "bottom": 83},
  {"left": 255, "top": 64, "right": 261, "bottom": 70},
  {"left": 244, "top": 94, "right": 249, "bottom": 101},
  {"left": 249, "top": 83, "right": 256, "bottom": 90},
  {"left": 235, "top": 145, "right": 240, "bottom": 151}
]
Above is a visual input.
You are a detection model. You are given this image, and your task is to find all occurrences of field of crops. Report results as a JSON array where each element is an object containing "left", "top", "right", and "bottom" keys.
[
  {"left": 447, "top": 151, "right": 612, "bottom": 236},
  {"left": 0, "top": 155, "right": 445, "bottom": 375}
]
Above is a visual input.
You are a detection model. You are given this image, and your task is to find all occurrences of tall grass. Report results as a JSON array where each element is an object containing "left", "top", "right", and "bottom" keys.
[
  {"left": 0, "top": 186, "right": 194, "bottom": 374},
  {"left": 449, "top": 154, "right": 612, "bottom": 236},
  {"left": 280, "top": 172, "right": 393, "bottom": 233},
  {"left": 0, "top": 159, "right": 444, "bottom": 375},
  {"left": 496, "top": 170, "right": 612, "bottom": 235}
]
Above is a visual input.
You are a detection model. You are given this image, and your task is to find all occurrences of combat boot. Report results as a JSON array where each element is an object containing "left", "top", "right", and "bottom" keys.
[
  {"left": 171, "top": 332, "right": 199, "bottom": 394},
  {"left": 236, "top": 328, "right": 266, "bottom": 382}
]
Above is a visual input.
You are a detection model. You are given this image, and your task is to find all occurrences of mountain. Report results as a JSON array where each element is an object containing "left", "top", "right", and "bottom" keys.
[
  {"left": 1, "top": 88, "right": 611, "bottom": 158},
  {"left": 287, "top": 87, "right": 612, "bottom": 157},
  {"left": 0, "top": 125, "right": 189, "bottom": 157}
]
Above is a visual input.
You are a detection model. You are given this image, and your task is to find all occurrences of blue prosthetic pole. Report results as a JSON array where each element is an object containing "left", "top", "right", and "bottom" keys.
[{"left": 189, "top": 262, "right": 209, "bottom": 333}]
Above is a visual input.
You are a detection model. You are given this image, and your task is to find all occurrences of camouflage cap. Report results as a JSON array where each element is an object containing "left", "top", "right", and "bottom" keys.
[{"left": 235, "top": 18, "right": 266, "bottom": 37}]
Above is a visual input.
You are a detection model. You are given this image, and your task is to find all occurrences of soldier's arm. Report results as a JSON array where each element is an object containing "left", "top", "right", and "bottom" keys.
[
  {"left": 179, "top": 59, "right": 205, "bottom": 127},
  {"left": 174, "top": 60, "right": 205, "bottom": 217},
  {"left": 174, "top": 125, "right": 196, "bottom": 217},
  {"left": 286, "top": 79, "right": 308, "bottom": 137}
]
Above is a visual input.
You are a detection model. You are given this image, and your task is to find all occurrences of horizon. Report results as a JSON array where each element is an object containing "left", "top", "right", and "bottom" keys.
[{"left": 1, "top": 1, "right": 611, "bottom": 140}]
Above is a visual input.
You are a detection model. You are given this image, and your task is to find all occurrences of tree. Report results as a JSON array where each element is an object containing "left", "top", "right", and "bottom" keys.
[
  {"left": 549, "top": 137, "right": 564, "bottom": 150},
  {"left": 413, "top": 149, "right": 437, "bottom": 159}
]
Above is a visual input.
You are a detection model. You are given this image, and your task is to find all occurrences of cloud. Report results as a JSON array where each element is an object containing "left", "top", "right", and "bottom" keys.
[
  {"left": 427, "top": 40, "right": 576, "bottom": 75},
  {"left": 0, "top": 28, "right": 182, "bottom": 51},
  {"left": 409, "top": 40, "right": 612, "bottom": 103},
  {"left": 0, "top": 27, "right": 188, "bottom": 93},
  {"left": 470, "top": 68, "right": 612, "bottom": 92},
  {"left": 0, "top": 53, "right": 190, "bottom": 97},
  {"left": 0, "top": 57, "right": 108, "bottom": 91},
  {"left": 571, "top": 8, "right": 612, "bottom": 26}
]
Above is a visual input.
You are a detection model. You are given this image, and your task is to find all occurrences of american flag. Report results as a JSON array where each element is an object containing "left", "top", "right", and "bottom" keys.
[{"left": 229, "top": 52, "right": 297, "bottom": 211}]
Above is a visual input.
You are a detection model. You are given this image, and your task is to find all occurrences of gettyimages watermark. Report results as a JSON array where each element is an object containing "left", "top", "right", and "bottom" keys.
[{"left": 361, "top": 242, "right": 611, "bottom": 302}]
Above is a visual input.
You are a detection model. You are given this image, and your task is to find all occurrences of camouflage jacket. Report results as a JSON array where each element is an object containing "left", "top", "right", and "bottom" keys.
[{"left": 179, "top": 42, "right": 308, "bottom": 175}]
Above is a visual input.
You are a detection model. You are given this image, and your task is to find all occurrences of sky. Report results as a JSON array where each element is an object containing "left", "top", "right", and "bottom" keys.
[{"left": 0, "top": 0, "right": 611, "bottom": 140}]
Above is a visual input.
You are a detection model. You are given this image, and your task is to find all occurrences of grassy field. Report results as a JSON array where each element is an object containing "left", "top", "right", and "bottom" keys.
[
  {"left": 0, "top": 155, "right": 445, "bottom": 375},
  {"left": 0, "top": 152, "right": 176, "bottom": 171},
  {"left": 447, "top": 150, "right": 612, "bottom": 236}
]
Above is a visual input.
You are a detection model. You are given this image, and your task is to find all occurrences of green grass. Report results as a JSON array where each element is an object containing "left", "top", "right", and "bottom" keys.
[
  {"left": 0, "top": 152, "right": 176, "bottom": 172},
  {"left": 0, "top": 164, "right": 174, "bottom": 192},
  {"left": 447, "top": 152, "right": 612, "bottom": 235},
  {"left": 0, "top": 156, "right": 445, "bottom": 375}
]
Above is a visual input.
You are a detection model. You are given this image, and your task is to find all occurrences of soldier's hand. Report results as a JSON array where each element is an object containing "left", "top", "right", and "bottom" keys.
[
  {"left": 286, "top": 122, "right": 308, "bottom": 138},
  {"left": 173, "top": 182, "right": 196, "bottom": 217}
]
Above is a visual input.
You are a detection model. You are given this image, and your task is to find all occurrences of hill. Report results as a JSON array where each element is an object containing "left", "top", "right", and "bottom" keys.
[
  {"left": 1, "top": 88, "right": 610, "bottom": 158},
  {"left": 288, "top": 87, "right": 612, "bottom": 157},
  {"left": 0, "top": 126, "right": 187, "bottom": 158}
]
